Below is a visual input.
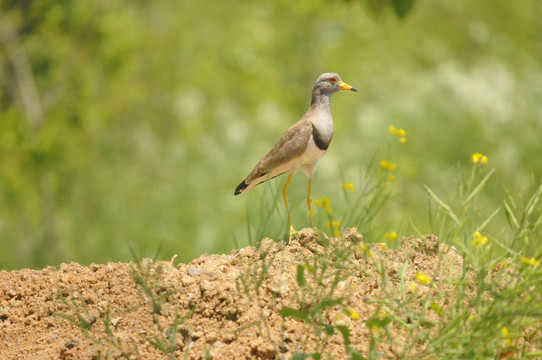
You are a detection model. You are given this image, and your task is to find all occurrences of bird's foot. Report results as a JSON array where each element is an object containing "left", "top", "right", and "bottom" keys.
[{"left": 288, "top": 225, "right": 299, "bottom": 242}]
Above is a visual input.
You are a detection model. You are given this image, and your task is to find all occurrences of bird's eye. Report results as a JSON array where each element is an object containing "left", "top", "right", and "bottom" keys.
[{"left": 330, "top": 78, "right": 337, "bottom": 84}]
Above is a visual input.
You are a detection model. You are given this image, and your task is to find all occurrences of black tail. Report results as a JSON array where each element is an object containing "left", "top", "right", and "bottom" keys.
[{"left": 234, "top": 180, "right": 248, "bottom": 195}]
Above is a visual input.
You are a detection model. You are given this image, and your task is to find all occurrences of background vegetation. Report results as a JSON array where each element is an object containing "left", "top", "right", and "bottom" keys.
[{"left": 1, "top": 0, "right": 541, "bottom": 270}]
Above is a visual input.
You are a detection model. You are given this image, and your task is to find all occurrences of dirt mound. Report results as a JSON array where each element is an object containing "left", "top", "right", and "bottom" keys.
[{"left": 1, "top": 229, "right": 465, "bottom": 359}]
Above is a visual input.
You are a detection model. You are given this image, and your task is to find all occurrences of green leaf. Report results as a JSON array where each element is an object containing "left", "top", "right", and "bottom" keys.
[
  {"left": 366, "top": 315, "right": 391, "bottom": 330},
  {"left": 525, "top": 183, "right": 542, "bottom": 216},
  {"left": 296, "top": 264, "right": 306, "bottom": 287},
  {"left": 291, "top": 354, "right": 312, "bottom": 360},
  {"left": 465, "top": 169, "right": 494, "bottom": 203},
  {"left": 313, "top": 298, "right": 343, "bottom": 313},
  {"left": 429, "top": 302, "right": 444, "bottom": 316},
  {"left": 476, "top": 206, "right": 501, "bottom": 233},
  {"left": 390, "top": 0, "right": 416, "bottom": 19},
  {"left": 335, "top": 325, "right": 351, "bottom": 347},
  {"left": 279, "top": 307, "right": 309, "bottom": 322},
  {"left": 349, "top": 348, "right": 364, "bottom": 360},
  {"left": 504, "top": 199, "right": 519, "bottom": 229},
  {"left": 424, "top": 185, "right": 461, "bottom": 226}
]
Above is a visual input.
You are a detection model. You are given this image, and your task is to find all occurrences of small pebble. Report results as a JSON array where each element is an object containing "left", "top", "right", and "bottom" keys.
[
  {"left": 110, "top": 317, "right": 121, "bottom": 327},
  {"left": 188, "top": 267, "right": 205, "bottom": 276},
  {"left": 65, "top": 341, "right": 77, "bottom": 349}
]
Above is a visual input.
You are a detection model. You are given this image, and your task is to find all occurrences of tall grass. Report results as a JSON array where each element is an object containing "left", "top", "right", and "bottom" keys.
[{"left": 239, "top": 127, "right": 542, "bottom": 358}]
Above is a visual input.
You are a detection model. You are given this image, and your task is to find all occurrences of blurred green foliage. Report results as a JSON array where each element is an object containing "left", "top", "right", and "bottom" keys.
[{"left": 1, "top": 0, "right": 540, "bottom": 270}]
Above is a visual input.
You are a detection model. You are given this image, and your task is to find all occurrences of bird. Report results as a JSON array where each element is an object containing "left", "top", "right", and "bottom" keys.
[{"left": 234, "top": 73, "right": 357, "bottom": 240}]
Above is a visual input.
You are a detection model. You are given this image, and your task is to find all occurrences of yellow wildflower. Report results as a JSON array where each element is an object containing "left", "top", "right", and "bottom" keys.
[
  {"left": 325, "top": 220, "right": 341, "bottom": 228},
  {"left": 501, "top": 327, "right": 513, "bottom": 346},
  {"left": 471, "top": 231, "right": 488, "bottom": 249},
  {"left": 416, "top": 272, "right": 430, "bottom": 285},
  {"left": 341, "top": 182, "right": 355, "bottom": 192},
  {"left": 380, "top": 243, "right": 388, "bottom": 249},
  {"left": 379, "top": 160, "right": 397, "bottom": 171},
  {"left": 357, "top": 243, "right": 373, "bottom": 258},
  {"left": 314, "top": 196, "right": 329, "bottom": 208},
  {"left": 389, "top": 125, "right": 407, "bottom": 143},
  {"left": 409, "top": 282, "right": 418, "bottom": 291},
  {"left": 325, "top": 220, "right": 342, "bottom": 236},
  {"left": 388, "top": 125, "right": 406, "bottom": 136},
  {"left": 472, "top": 153, "right": 488, "bottom": 164},
  {"left": 384, "top": 231, "right": 397, "bottom": 241},
  {"left": 387, "top": 175, "right": 395, "bottom": 182},
  {"left": 522, "top": 257, "right": 540, "bottom": 267},
  {"left": 314, "top": 196, "right": 332, "bottom": 214},
  {"left": 344, "top": 307, "right": 359, "bottom": 320}
]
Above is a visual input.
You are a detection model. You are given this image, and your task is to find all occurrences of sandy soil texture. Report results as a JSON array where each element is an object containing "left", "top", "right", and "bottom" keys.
[{"left": 0, "top": 228, "right": 480, "bottom": 359}]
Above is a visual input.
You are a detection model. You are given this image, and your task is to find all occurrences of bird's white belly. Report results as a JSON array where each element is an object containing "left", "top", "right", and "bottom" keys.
[
  {"left": 303, "top": 136, "right": 326, "bottom": 163},
  {"left": 290, "top": 136, "right": 326, "bottom": 176},
  {"left": 263, "top": 136, "right": 327, "bottom": 181}
]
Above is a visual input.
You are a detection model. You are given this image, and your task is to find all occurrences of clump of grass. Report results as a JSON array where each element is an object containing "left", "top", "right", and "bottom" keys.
[
  {"left": 53, "top": 289, "right": 139, "bottom": 358},
  {"left": 235, "top": 239, "right": 290, "bottom": 357},
  {"left": 394, "top": 152, "right": 542, "bottom": 359},
  {"left": 242, "top": 128, "right": 541, "bottom": 359},
  {"left": 130, "top": 259, "right": 197, "bottom": 359},
  {"left": 309, "top": 125, "right": 407, "bottom": 244},
  {"left": 279, "top": 233, "right": 364, "bottom": 359},
  {"left": 130, "top": 259, "right": 175, "bottom": 315}
]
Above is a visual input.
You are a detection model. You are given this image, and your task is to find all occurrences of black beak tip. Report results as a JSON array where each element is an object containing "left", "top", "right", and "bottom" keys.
[{"left": 351, "top": 87, "right": 358, "bottom": 92}]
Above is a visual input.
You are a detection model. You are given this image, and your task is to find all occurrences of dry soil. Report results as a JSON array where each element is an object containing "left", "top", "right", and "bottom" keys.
[{"left": 0, "top": 228, "right": 474, "bottom": 359}]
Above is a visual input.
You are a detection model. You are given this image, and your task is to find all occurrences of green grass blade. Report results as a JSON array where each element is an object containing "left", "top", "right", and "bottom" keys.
[
  {"left": 525, "top": 183, "right": 542, "bottom": 216},
  {"left": 465, "top": 169, "right": 494, "bottom": 203},
  {"left": 279, "top": 307, "right": 310, "bottom": 322},
  {"left": 476, "top": 206, "right": 500, "bottom": 233},
  {"left": 296, "top": 265, "right": 306, "bottom": 287},
  {"left": 424, "top": 185, "right": 461, "bottom": 226},
  {"left": 503, "top": 199, "right": 519, "bottom": 229},
  {"left": 335, "top": 325, "right": 351, "bottom": 347}
]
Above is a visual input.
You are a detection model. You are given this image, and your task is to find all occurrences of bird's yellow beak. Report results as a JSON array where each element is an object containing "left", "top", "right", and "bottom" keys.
[{"left": 339, "top": 81, "right": 358, "bottom": 92}]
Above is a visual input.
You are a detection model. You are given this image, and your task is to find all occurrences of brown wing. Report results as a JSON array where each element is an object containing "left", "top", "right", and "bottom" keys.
[{"left": 243, "top": 118, "right": 312, "bottom": 185}]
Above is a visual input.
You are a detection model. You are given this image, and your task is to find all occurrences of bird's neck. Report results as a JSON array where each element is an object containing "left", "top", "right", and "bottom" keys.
[
  {"left": 310, "top": 91, "right": 332, "bottom": 108},
  {"left": 308, "top": 92, "right": 334, "bottom": 145}
]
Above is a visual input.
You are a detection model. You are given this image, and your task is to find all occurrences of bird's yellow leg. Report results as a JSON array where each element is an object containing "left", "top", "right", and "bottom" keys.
[
  {"left": 307, "top": 177, "right": 314, "bottom": 227},
  {"left": 283, "top": 173, "right": 298, "bottom": 241}
]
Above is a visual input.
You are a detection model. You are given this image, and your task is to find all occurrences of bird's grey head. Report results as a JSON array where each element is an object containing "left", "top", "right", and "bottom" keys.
[{"left": 311, "top": 73, "right": 357, "bottom": 104}]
